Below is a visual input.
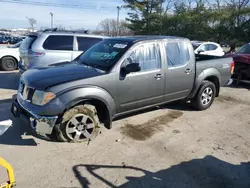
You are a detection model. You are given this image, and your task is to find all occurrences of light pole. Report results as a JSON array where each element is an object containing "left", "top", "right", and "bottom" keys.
[
  {"left": 50, "top": 12, "right": 53, "bottom": 28},
  {"left": 117, "top": 6, "right": 121, "bottom": 36}
]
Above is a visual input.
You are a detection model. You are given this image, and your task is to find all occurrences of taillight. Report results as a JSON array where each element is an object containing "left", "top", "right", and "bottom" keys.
[
  {"left": 29, "top": 51, "right": 45, "bottom": 57},
  {"left": 230, "top": 60, "right": 235, "bottom": 74}
]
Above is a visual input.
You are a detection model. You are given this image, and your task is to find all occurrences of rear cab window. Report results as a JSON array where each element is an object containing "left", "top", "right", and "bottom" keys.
[
  {"left": 165, "top": 41, "right": 190, "bottom": 68},
  {"left": 20, "top": 35, "right": 37, "bottom": 50},
  {"left": 43, "top": 35, "right": 73, "bottom": 51},
  {"left": 76, "top": 37, "right": 103, "bottom": 51}
]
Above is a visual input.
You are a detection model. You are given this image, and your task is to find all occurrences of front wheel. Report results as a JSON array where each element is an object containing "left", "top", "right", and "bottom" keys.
[
  {"left": 192, "top": 80, "right": 216, "bottom": 110},
  {"left": 56, "top": 104, "right": 101, "bottom": 142}
]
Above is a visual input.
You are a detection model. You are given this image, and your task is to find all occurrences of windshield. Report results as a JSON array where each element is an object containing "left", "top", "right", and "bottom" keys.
[
  {"left": 77, "top": 39, "right": 131, "bottom": 71},
  {"left": 237, "top": 44, "right": 250, "bottom": 54}
]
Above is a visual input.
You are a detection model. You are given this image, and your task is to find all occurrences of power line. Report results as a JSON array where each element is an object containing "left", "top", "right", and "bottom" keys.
[{"left": 0, "top": 0, "right": 119, "bottom": 10}]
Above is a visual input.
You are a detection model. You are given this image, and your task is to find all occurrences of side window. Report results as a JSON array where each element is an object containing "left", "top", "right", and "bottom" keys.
[
  {"left": 43, "top": 35, "right": 73, "bottom": 51},
  {"left": 126, "top": 43, "right": 161, "bottom": 72},
  {"left": 208, "top": 44, "right": 218, "bottom": 51},
  {"left": 77, "top": 37, "right": 103, "bottom": 51},
  {"left": 165, "top": 42, "right": 190, "bottom": 67}
]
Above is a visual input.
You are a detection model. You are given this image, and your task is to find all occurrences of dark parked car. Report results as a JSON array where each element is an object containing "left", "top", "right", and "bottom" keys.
[
  {"left": 11, "top": 36, "right": 233, "bottom": 142},
  {"left": 229, "top": 43, "right": 250, "bottom": 83}
]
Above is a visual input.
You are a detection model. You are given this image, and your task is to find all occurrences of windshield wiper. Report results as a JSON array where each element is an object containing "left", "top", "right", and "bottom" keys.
[{"left": 79, "top": 61, "right": 105, "bottom": 71}]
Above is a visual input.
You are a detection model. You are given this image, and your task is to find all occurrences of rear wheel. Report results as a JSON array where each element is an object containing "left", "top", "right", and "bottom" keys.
[
  {"left": 192, "top": 80, "right": 216, "bottom": 110},
  {"left": 0, "top": 57, "right": 17, "bottom": 71},
  {"left": 56, "top": 104, "right": 101, "bottom": 142}
]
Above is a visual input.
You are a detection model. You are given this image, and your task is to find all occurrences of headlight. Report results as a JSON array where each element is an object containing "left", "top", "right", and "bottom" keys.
[{"left": 32, "top": 90, "right": 56, "bottom": 106}]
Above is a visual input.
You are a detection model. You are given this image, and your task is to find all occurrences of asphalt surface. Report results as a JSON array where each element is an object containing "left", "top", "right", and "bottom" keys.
[{"left": 0, "top": 71, "right": 250, "bottom": 188}]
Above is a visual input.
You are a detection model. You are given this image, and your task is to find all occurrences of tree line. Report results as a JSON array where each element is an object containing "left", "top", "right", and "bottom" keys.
[{"left": 122, "top": 0, "right": 250, "bottom": 45}]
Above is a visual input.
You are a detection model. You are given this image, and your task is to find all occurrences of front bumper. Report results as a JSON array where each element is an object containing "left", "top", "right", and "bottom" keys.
[{"left": 11, "top": 99, "right": 58, "bottom": 135}]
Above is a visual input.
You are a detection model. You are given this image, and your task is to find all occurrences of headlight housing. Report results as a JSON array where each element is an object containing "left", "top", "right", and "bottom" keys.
[{"left": 32, "top": 90, "right": 56, "bottom": 106}]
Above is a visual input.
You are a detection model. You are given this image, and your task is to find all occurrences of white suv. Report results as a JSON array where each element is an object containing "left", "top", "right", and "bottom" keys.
[
  {"left": 19, "top": 29, "right": 107, "bottom": 73},
  {"left": 192, "top": 41, "right": 225, "bottom": 56}
]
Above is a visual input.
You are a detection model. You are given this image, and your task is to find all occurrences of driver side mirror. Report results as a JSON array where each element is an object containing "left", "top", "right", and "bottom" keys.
[
  {"left": 197, "top": 49, "right": 205, "bottom": 54},
  {"left": 123, "top": 63, "right": 141, "bottom": 74}
]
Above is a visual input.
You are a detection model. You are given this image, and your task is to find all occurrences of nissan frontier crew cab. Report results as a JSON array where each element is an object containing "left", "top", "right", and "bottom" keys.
[{"left": 11, "top": 36, "right": 233, "bottom": 142}]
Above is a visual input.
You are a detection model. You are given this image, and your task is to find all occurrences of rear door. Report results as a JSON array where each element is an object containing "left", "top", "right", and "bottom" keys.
[
  {"left": 72, "top": 36, "right": 103, "bottom": 60},
  {"left": 42, "top": 35, "right": 74, "bottom": 65},
  {"left": 164, "top": 41, "right": 195, "bottom": 101}
]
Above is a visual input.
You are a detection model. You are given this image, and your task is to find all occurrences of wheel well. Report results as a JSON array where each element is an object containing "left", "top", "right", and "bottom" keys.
[
  {"left": 68, "top": 99, "right": 112, "bottom": 130},
  {"left": 204, "top": 76, "right": 220, "bottom": 97}
]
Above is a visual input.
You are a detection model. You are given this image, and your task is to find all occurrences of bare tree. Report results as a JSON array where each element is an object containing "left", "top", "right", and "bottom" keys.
[
  {"left": 98, "top": 18, "right": 132, "bottom": 36},
  {"left": 26, "top": 17, "right": 37, "bottom": 31},
  {"left": 56, "top": 24, "right": 66, "bottom": 31}
]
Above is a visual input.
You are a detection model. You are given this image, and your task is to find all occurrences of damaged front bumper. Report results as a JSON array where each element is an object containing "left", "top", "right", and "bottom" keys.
[{"left": 11, "top": 99, "right": 58, "bottom": 136}]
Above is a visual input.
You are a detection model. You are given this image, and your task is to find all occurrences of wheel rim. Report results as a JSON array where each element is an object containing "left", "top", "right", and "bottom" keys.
[
  {"left": 201, "top": 87, "right": 213, "bottom": 105},
  {"left": 66, "top": 114, "right": 95, "bottom": 141},
  {"left": 6, "top": 60, "right": 15, "bottom": 69}
]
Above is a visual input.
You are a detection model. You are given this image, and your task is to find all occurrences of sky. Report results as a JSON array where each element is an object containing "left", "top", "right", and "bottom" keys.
[{"left": 0, "top": 0, "right": 128, "bottom": 30}]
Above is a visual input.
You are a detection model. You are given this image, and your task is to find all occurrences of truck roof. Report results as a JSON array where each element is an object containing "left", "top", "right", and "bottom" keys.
[{"left": 109, "top": 36, "right": 188, "bottom": 43}]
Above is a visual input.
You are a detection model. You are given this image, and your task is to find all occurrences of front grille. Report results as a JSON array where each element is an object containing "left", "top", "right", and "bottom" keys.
[{"left": 19, "top": 81, "right": 35, "bottom": 101}]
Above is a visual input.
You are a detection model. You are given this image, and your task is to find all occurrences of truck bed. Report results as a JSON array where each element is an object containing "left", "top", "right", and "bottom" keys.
[{"left": 195, "top": 54, "right": 233, "bottom": 86}]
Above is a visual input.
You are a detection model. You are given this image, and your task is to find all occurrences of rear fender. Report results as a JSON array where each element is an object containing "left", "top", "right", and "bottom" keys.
[{"left": 187, "top": 68, "right": 221, "bottom": 99}]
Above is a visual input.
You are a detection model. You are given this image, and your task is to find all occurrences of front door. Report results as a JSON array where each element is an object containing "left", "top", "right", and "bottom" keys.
[
  {"left": 164, "top": 41, "right": 195, "bottom": 101},
  {"left": 116, "top": 42, "right": 165, "bottom": 113}
]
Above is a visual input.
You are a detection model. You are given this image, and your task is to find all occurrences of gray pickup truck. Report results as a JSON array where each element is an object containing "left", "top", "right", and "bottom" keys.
[{"left": 11, "top": 36, "right": 233, "bottom": 142}]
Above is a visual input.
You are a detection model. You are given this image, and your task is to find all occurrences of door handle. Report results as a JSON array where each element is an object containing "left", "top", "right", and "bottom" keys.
[
  {"left": 185, "top": 68, "right": 192, "bottom": 74},
  {"left": 154, "top": 74, "right": 162, "bottom": 79}
]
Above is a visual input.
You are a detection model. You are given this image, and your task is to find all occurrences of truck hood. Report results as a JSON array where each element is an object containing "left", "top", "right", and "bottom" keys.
[{"left": 22, "top": 62, "right": 106, "bottom": 90}]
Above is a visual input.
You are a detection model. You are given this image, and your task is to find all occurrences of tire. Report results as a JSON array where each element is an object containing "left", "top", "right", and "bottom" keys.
[
  {"left": 192, "top": 80, "right": 216, "bottom": 110},
  {"left": 0, "top": 57, "right": 17, "bottom": 71},
  {"left": 55, "top": 104, "right": 101, "bottom": 142}
]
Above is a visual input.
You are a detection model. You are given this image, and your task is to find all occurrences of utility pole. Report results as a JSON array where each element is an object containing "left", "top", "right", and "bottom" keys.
[
  {"left": 117, "top": 6, "right": 121, "bottom": 36},
  {"left": 50, "top": 12, "right": 53, "bottom": 28}
]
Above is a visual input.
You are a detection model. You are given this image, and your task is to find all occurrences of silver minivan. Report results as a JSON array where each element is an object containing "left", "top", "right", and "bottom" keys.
[{"left": 19, "top": 30, "right": 107, "bottom": 73}]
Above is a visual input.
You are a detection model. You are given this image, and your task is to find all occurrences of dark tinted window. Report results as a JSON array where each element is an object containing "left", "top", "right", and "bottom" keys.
[
  {"left": 166, "top": 42, "right": 190, "bottom": 67},
  {"left": 77, "top": 37, "right": 102, "bottom": 51},
  {"left": 43, "top": 35, "right": 73, "bottom": 51},
  {"left": 237, "top": 44, "right": 250, "bottom": 54},
  {"left": 20, "top": 35, "right": 37, "bottom": 50}
]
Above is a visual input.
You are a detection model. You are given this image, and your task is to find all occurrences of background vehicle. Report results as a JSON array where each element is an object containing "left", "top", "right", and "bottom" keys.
[
  {"left": 18, "top": 29, "right": 107, "bottom": 73},
  {"left": 230, "top": 43, "right": 250, "bottom": 83},
  {"left": 192, "top": 41, "right": 225, "bottom": 56},
  {"left": 12, "top": 36, "right": 233, "bottom": 142},
  {"left": 0, "top": 41, "right": 21, "bottom": 71}
]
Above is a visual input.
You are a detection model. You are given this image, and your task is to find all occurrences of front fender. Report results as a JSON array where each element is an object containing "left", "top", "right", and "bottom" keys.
[
  {"left": 57, "top": 87, "right": 116, "bottom": 117},
  {"left": 188, "top": 68, "right": 221, "bottom": 99}
]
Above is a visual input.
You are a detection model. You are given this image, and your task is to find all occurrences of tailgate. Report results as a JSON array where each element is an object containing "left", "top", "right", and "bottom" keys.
[{"left": 19, "top": 35, "right": 37, "bottom": 69}]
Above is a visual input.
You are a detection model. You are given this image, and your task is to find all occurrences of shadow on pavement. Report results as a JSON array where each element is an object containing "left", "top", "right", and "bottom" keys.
[
  {"left": 0, "top": 71, "right": 20, "bottom": 90},
  {"left": 0, "top": 98, "right": 37, "bottom": 146},
  {"left": 73, "top": 155, "right": 250, "bottom": 188}
]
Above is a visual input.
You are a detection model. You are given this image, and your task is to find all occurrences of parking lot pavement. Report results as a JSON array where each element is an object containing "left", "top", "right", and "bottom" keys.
[{"left": 0, "top": 72, "right": 250, "bottom": 188}]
